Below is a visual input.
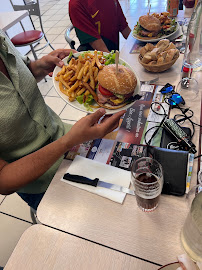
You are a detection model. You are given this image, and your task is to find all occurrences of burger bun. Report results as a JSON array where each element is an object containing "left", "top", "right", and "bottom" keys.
[
  {"left": 139, "top": 15, "right": 161, "bottom": 32},
  {"left": 97, "top": 64, "right": 137, "bottom": 95}
]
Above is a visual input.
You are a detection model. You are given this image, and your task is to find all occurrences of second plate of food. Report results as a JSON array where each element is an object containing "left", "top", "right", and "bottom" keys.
[
  {"left": 52, "top": 51, "right": 140, "bottom": 115},
  {"left": 132, "top": 22, "right": 179, "bottom": 43},
  {"left": 132, "top": 12, "right": 180, "bottom": 43}
]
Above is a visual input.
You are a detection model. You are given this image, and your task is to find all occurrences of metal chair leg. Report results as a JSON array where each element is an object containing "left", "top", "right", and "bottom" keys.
[
  {"left": 30, "top": 207, "right": 37, "bottom": 224},
  {"left": 30, "top": 207, "right": 41, "bottom": 224},
  {"left": 43, "top": 33, "right": 54, "bottom": 50},
  {"left": 30, "top": 44, "right": 38, "bottom": 60},
  {"left": 48, "top": 42, "right": 55, "bottom": 50}
]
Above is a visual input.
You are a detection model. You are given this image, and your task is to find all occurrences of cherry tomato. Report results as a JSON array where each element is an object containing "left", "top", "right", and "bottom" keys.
[{"left": 98, "top": 84, "right": 114, "bottom": 97}]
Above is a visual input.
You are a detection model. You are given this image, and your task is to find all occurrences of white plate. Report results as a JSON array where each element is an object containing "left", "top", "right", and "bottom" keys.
[
  {"left": 132, "top": 22, "right": 180, "bottom": 43},
  {"left": 52, "top": 52, "right": 140, "bottom": 115}
]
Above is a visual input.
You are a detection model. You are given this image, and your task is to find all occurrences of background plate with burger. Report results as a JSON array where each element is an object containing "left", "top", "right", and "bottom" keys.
[
  {"left": 53, "top": 52, "right": 140, "bottom": 115},
  {"left": 133, "top": 12, "right": 179, "bottom": 42}
]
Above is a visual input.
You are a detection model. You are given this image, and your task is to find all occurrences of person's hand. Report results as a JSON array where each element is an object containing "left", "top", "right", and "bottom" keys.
[
  {"left": 65, "top": 108, "right": 126, "bottom": 148},
  {"left": 28, "top": 49, "right": 77, "bottom": 81},
  {"left": 39, "top": 49, "right": 77, "bottom": 76}
]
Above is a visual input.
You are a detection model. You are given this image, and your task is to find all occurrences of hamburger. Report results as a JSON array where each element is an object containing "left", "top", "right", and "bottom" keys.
[
  {"left": 137, "top": 15, "right": 161, "bottom": 38},
  {"left": 97, "top": 64, "right": 137, "bottom": 109}
]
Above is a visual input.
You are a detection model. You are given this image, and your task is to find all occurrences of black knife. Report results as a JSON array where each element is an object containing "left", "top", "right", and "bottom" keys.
[{"left": 63, "top": 173, "right": 135, "bottom": 195}]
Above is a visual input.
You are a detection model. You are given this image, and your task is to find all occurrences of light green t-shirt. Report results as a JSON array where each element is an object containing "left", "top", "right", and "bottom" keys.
[{"left": 0, "top": 29, "right": 72, "bottom": 194}]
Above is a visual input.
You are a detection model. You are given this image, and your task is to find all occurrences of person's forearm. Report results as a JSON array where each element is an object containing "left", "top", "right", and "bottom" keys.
[
  {"left": 89, "top": 39, "right": 110, "bottom": 53},
  {"left": 121, "top": 26, "right": 131, "bottom": 39},
  {"left": 0, "top": 135, "right": 74, "bottom": 195},
  {"left": 0, "top": 109, "right": 125, "bottom": 195},
  {"left": 28, "top": 60, "right": 46, "bottom": 82}
]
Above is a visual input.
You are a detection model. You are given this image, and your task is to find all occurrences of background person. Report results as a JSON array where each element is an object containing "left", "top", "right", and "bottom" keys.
[
  {"left": 0, "top": 29, "right": 125, "bottom": 210},
  {"left": 69, "top": 0, "right": 131, "bottom": 52}
]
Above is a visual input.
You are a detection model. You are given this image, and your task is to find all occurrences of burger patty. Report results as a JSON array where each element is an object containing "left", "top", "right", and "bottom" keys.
[
  {"left": 139, "top": 29, "right": 159, "bottom": 37},
  {"left": 97, "top": 88, "right": 109, "bottom": 104},
  {"left": 97, "top": 88, "right": 133, "bottom": 106}
]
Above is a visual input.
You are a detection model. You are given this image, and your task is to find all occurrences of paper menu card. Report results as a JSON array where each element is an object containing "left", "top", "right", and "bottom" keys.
[{"left": 61, "top": 155, "right": 131, "bottom": 204}]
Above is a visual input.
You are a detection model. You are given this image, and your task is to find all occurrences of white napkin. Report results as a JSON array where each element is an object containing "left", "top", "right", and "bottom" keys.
[{"left": 61, "top": 155, "right": 131, "bottom": 204}]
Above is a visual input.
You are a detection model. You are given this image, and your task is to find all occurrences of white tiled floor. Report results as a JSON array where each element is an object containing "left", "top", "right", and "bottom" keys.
[{"left": 0, "top": 0, "right": 167, "bottom": 267}]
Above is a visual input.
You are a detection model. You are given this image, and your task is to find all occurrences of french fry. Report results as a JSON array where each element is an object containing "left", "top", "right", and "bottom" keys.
[
  {"left": 82, "top": 81, "right": 98, "bottom": 102},
  {"left": 72, "top": 58, "right": 76, "bottom": 65},
  {"left": 91, "top": 57, "right": 96, "bottom": 67},
  {"left": 84, "top": 90, "right": 90, "bottom": 96},
  {"left": 68, "top": 65, "right": 77, "bottom": 72},
  {"left": 60, "top": 65, "right": 66, "bottom": 75},
  {"left": 83, "top": 61, "right": 89, "bottom": 75},
  {"left": 70, "top": 61, "right": 82, "bottom": 81},
  {"left": 75, "top": 88, "right": 81, "bottom": 96},
  {"left": 78, "top": 55, "right": 84, "bottom": 61},
  {"left": 59, "top": 81, "right": 68, "bottom": 95},
  {"left": 83, "top": 72, "right": 90, "bottom": 83},
  {"left": 95, "top": 76, "right": 98, "bottom": 84},
  {"left": 59, "top": 75, "right": 70, "bottom": 89},
  {"left": 69, "top": 96, "right": 75, "bottom": 102},
  {"left": 68, "top": 80, "right": 80, "bottom": 93},
  {"left": 94, "top": 50, "right": 103, "bottom": 70},
  {"left": 93, "top": 67, "right": 99, "bottom": 78},
  {"left": 89, "top": 64, "right": 95, "bottom": 90},
  {"left": 63, "top": 70, "right": 73, "bottom": 79},
  {"left": 71, "top": 91, "right": 76, "bottom": 98},
  {"left": 77, "top": 66, "right": 85, "bottom": 80},
  {"left": 68, "top": 58, "right": 73, "bottom": 67},
  {"left": 77, "top": 87, "right": 86, "bottom": 96}
]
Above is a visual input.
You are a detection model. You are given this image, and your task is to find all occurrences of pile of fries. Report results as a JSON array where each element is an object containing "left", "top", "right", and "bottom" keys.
[
  {"left": 55, "top": 50, "right": 106, "bottom": 103},
  {"left": 151, "top": 12, "right": 172, "bottom": 27}
]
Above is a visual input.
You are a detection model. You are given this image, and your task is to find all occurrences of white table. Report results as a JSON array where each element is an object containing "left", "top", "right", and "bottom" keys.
[
  {"left": 37, "top": 9, "right": 202, "bottom": 267},
  {"left": 4, "top": 225, "right": 157, "bottom": 270},
  {"left": 37, "top": 49, "right": 202, "bottom": 268},
  {"left": 0, "top": 11, "right": 28, "bottom": 32}
]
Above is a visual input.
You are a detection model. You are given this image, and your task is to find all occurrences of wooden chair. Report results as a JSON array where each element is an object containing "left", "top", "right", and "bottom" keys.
[{"left": 10, "top": 0, "right": 54, "bottom": 61}]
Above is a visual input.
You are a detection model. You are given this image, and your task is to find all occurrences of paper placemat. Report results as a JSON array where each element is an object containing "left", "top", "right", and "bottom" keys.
[{"left": 61, "top": 156, "right": 131, "bottom": 204}]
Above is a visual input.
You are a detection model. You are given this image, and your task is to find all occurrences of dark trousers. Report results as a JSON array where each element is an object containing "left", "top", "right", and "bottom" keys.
[{"left": 17, "top": 192, "right": 45, "bottom": 210}]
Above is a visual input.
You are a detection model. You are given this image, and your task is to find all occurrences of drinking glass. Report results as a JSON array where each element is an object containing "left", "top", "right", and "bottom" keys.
[
  {"left": 180, "top": 177, "right": 202, "bottom": 262},
  {"left": 176, "top": 77, "right": 199, "bottom": 102},
  {"left": 182, "top": 18, "right": 190, "bottom": 37},
  {"left": 180, "top": 18, "right": 190, "bottom": 53},
  {"left": 131, "top": 157, "right": 163, "bottom": 212}
]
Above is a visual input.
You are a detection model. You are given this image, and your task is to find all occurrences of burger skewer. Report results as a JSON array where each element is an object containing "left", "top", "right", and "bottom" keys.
[
  {"left": 115, "top": 50, "right": 119, "bottom": 75},
  {"left": 147, "top": 0, "right": 151, "bottom": 14},
  {"left": 148, "top": 4, "right": 151, "bottom": 15}
]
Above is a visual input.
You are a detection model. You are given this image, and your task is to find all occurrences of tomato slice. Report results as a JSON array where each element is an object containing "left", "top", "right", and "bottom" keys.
[{"left": 98, "top": 84, "right": 114, "bottom": 97}]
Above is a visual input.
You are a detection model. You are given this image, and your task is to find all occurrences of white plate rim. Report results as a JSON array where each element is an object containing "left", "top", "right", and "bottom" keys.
[
  {"left": 158, "top": 261, "right": 200, "bottom": 270},
  {"left": 132, "top": 22, "right": 180, "bottom": 43},
  {"left": 158, "top": 262, "right": 180, "bottom": 270},
  {"left": 52, "top": 51, "right": 141, "bottom": 115}
]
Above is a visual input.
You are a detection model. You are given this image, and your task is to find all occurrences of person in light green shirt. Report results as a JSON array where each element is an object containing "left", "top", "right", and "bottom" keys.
[{"left": 0, "top": 29, "right": 125, "bottom": 210}]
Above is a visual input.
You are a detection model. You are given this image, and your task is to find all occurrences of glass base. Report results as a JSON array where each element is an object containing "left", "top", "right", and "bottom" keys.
[{"left": 137, "top": 203, "right": 159, "bottom": 212}]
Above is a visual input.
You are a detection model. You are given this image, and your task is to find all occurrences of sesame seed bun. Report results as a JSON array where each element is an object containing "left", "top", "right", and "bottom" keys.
[
  {"left": 97, "top": 64, "right": 137, "bottom": 95},
  {"left": 139, "top": 15, "right": 161, "bottom": 32}
]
